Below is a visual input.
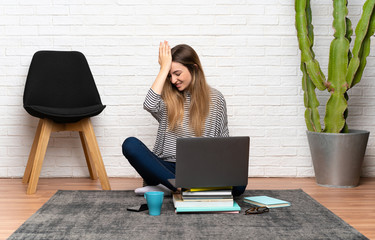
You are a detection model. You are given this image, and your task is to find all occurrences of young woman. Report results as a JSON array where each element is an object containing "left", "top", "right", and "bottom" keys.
[{"left": 122, "top": 41, "right": 246, "bottom": 196}]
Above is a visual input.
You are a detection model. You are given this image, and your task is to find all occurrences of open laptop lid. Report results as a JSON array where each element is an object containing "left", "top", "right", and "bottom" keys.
[{"left": 170, "top": 136, "right": 250, "bottom": 188}]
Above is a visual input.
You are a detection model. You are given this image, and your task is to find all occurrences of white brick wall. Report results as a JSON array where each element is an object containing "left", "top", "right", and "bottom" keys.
[{"left": 1, "top": 0, "right": 375, "bottom": 178}]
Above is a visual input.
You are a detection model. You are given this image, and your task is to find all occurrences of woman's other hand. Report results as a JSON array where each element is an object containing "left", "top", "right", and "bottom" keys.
[{"left": 158, "top": 41, "right": 172, "bottom": 71}]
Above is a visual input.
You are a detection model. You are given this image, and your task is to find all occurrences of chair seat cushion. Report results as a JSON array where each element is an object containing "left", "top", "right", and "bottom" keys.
[{"left": 24, "top": 104, "right": 106, "bottom": 123}]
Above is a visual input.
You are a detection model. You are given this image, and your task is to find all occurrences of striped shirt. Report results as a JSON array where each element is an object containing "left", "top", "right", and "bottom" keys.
[{"left": 143, "top": 87, "right": 229, "bottom": 162}]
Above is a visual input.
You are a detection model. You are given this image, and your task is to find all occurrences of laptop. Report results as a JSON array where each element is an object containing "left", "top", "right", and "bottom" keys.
[{"left": 168, "top": 136, "right": 250, "bottom": 188}]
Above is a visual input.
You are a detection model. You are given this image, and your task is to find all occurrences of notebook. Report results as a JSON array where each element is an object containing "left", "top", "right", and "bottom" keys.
[
  {"left": 243, "top": 196, "right": 291, "bottom": 208},
  {"left": 175, "top": 201, "right": 241, "bottom": 213},
  {"left": 168, "top": 136, "right": 250, "bottom": 188}
]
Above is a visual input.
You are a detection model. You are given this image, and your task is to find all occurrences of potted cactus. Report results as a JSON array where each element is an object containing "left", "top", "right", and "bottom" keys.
[{"left": 295, "top": 0, "right": 372, "bottom": 187}]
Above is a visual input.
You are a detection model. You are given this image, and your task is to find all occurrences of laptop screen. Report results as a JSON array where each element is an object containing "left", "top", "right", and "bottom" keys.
[{"left": 172, "top": 136, "right": 250, "bottom": 188}]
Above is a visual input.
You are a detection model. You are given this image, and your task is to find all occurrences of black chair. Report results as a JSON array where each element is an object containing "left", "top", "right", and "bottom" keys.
[{"left": 22, "top": 50, "right": 111, "bottom": 194}]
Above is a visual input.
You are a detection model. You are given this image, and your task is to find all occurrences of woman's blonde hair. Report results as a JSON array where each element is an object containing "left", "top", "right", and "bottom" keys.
[{"left": 162, "top": 44, "right": 211, "bottom": 136}]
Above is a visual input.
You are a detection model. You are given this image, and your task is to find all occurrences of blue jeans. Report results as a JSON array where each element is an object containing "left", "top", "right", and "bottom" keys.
[{"left": 122, "top": 137, "right": 246, "bottom": 196}]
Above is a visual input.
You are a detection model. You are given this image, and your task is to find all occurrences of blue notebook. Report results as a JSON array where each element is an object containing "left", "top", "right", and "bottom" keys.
[
  {"left": 243, "top": 196, "right": 290, "bottom": 208},
  {"left": 175, "top": 201, "right": 241, "bottom": 213}
]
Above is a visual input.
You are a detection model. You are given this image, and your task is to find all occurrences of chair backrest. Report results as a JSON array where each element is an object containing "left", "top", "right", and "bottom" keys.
[{"left": 23, "top": 51, "right": 103, "bottom": 109}]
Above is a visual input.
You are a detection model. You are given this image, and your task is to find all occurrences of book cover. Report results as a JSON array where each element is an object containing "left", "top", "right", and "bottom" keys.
[
  {"left": 243, "top": 196, "right": 291, "bottom": 208},
  {"left": 173, "top": 193, "right": 234, "bottom": 208},
  {"left": 182, "top": 189, "right": 232, "bottom": 196},
  {"left": 175, "top": 201, "right": 241, "bottom": 213},
  {"left": 186, "top": 187, "right": 232, "bottom": 192},
  {"left": 182, "top": 195, "right": 233, "bottom": 200},
  {"left": 182, "top": 196, "right": 233, "bottom": 201}
]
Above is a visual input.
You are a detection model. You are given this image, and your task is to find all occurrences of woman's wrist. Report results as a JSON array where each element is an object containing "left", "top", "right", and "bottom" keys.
[{"left": 159, "top": 65, "right": 170, "bottom": 74}]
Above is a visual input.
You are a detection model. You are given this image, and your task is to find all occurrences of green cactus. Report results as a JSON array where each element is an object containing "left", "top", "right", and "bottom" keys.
[
  {"left": 299, "top": 0, "right": 321, "bottom": 132},
  {"left": 295, "top": 0, "right": 375, "bottom": 133}
]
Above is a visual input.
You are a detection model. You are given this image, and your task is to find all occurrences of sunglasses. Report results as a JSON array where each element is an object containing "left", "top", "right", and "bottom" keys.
[{"left": 245, "top": 207, "right": 269, "bottom": 215}]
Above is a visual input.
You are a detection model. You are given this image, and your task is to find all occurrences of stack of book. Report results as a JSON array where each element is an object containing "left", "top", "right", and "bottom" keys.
[{"left": 173, "top": 188, "right": 241, "bottom": 213}]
